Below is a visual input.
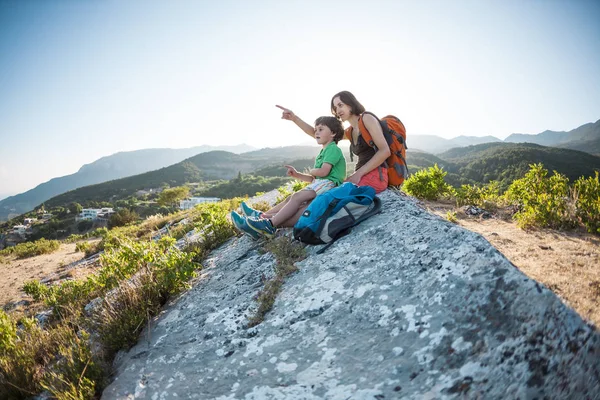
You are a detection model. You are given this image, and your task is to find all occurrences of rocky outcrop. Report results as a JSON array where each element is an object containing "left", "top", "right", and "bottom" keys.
[{"left": 102, "top": 190, "right": 599, "bottom": 399}]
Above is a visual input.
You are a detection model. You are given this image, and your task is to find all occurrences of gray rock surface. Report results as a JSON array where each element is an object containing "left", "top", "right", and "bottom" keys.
[{"left": 102, "top": 190, "right": 600, "bottom": 399}]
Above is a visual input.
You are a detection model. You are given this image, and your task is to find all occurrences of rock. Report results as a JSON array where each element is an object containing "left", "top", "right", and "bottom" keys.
[
  {"left": 464, "top": 205, "right": 492, "bottom": 219},
  {"left": 101, "top": 190, "right": 600, "bottom": 399}
]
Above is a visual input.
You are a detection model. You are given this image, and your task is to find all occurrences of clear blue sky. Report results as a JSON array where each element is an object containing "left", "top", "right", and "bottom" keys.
[{"left": 1, "top": 0, "right": 599, "bottom": 199}]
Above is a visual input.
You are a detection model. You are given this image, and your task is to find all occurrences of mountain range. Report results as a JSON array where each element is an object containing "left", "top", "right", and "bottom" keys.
[
  {"left": 1, "top": 119, "right": 598, "bottom": 221},
  {"left": 0, "top": 144, "right": 255, "bottom": 221},
  {"left": 409, "top": 119, "right": 600, "bottom": 154}
]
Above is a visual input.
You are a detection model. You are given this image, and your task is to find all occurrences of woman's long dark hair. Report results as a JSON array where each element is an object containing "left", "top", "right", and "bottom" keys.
[{"left": 330, "top": 91, "right": 365, "bottom": 118}]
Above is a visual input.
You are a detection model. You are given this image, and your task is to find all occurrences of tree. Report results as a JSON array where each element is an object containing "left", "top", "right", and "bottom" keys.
[
  {"left": 157, "top": 186, "right": 190, "bottom": 209},
  {"left": 69, "top": 202, "right": 83, "bottom": 215},
  {"left": 77, "top": 220, "right": 93, "bottom": 233},
  {"left": 108, "top": 209, "right": 139, "bottom": 228}
]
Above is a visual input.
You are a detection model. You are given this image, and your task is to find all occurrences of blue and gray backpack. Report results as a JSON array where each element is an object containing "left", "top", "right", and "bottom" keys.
[{"left": 293, "top": 182, "right": 382, "bottom": 253}]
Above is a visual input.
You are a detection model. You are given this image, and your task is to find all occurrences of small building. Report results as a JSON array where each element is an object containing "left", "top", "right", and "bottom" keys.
[
  {"left": 24, "top": 218, "right": 37, "bottom": 225},
  {"left": 179, "top": 197, "right": 220, "bottom": 210},
  {"left": 41, "top": 213, "right": 53, "bottom": 220},
  {"left": 77, "top": 208, "right": 115, "bottom": 221},
  {"left": 12, "top": 225, "right": 27, "bottom": 238}
]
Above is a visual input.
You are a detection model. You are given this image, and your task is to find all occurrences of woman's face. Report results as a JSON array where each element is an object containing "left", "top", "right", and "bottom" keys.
[{"left": 332, "top": 96, "right": 352, "bottom": 121}]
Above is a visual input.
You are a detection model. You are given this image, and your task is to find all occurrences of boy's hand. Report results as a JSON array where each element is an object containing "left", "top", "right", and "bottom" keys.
[
  {"left": 276, "top": 105, "right": 296, "bottom": 121},
  {"left": 284, "top": 165, "right": 298, "bottom": 177}
]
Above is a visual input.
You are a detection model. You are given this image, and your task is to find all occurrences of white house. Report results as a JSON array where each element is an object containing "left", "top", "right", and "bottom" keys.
[
  {"left": 77, "top": 208, "right": 115, "bottom": 221},
  {"left": 179, "top": 197, "right": 220, "bottom": 210},
  {"left": 12, "top": 225, "right": 27, "bottom": 238},
  {"left": 24, "top": 218, "right": 37, "bottom": 225}
]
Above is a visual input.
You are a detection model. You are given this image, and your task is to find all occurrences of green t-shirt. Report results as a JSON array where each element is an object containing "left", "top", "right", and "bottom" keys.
[{"left": 314, "top": 142, "right": 346, "bottom": 186}]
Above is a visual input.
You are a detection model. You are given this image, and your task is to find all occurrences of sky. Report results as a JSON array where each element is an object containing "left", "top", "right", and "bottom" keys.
[{"left": 1, "top": 0, "right": 599, "bottom": 199}]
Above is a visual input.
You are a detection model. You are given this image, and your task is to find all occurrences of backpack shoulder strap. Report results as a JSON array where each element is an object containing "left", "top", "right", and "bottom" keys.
[
  {"left": 358, "top": 112, "right": 382, "bottom": 148},
  {"left": 344, "top": 126, "right": 353, "bottom": 141}
]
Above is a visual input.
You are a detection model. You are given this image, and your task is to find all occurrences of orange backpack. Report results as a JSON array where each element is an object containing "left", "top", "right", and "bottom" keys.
[{"left": 345, "top": 112, "right": 408, "bottom": 186}]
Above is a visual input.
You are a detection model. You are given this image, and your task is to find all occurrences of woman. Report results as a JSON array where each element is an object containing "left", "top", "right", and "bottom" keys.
[{"left": 277, "top": 90, "right": 391, "bottom": 193}]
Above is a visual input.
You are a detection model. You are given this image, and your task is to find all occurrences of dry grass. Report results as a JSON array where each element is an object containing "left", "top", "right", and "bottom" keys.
[
  {"left": 0, "top": 240, "right": 100, "bottom": 312},
  {"left": 424, "top": 200, "right": 600, "bottom": 328}
]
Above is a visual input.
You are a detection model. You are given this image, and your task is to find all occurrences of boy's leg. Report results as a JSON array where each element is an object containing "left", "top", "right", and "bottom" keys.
[
  {"left": 270, "top": 190, "right": 316, "bottom": 227},
  {"left": 262, "top": 196, "right": 291, "bottom": 219},
  {"left": 277, "top": 202, "right": 310, "bottom": 227}
]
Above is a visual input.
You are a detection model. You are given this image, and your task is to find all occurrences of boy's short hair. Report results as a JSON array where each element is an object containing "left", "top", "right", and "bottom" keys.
[
  {"left": 314, "top": 116, "right": 344, "bottom": 143},
  {"left": 330, "top": 91, "right": 366, "bottom": 118}
]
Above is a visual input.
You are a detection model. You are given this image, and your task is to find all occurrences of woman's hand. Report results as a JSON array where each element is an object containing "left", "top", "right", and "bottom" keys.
[
  {"left": 284, "top": 165, "right": 299, "bottom": 178},
  {"left": 276, "top": 105, "right": 296, "bottom": 121},
  {"left": 345, "top": 172, "right": 363, "bottom": 185}
]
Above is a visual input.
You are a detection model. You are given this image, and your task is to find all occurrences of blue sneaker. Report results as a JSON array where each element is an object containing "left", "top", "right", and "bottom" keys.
[
  {"left": 240, "top": 201, "right": 263, "bottom": 218},
  {"left": 246, "top": 217, "right": 276, "bottom": 238},
  {"left": 230, "top": 211, "right": 260, "bottom": 240}
]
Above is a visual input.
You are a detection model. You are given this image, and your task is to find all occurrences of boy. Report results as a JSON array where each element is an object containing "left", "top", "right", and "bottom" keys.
[{"left": 231, "top": 116, "right": 346, "bottom": 238}]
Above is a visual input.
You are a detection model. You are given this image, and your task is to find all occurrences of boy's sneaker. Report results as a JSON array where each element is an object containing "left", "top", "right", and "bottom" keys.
[
  {"left": 230, "top": 211, "right": 260, "bottom": 240},
  {"left": 246, "top": 217, "right": 276, "bottom": 239},
  {"left": 240, "top": 201, "right": 263, "bottom": 218}
]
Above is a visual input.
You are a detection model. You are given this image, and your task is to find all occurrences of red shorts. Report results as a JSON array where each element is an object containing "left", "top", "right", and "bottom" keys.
[{"left": 358, "top": 167, "right": 388, "bottom": 193}]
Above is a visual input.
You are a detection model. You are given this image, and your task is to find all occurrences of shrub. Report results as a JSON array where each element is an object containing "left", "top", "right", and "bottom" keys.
[
  {"left": 505, "top": 163, "right": 574, "bottom": 229},
  {"left": 0, "top": 311, "right": 103, "bottom": 399},
  {"left": 190, "top": 203, "right": 236, "bottom": 251},
  {"left": 108, "top": 209, "right": 139, "bottom": 229},
  {"left": 292, "top": 180, "right": 309, "bottom": 192},
  {"left": 275, "top": 185, "right": 293, "bottom": 204},
  {"left": 23, "top": 280, "right": 50, "bottom": 301},
  {"left": 77, "top": 220, "right": 94, "bottom": 233},
  {"left": 455, "top": 181, "right": 502, "bottom": 210},
  {"left": 446, "top": 211, "right": 458, "bottom": 223},
  {"left": 403, "top": 164, "right": 455, "bottom": 200},
  {"left": 76, "top": 241, "right": 91, "bottom": 253},
  {"left": 574, "top": 171, "right": 600, "bottom": 234},
  {"left": 0, "top": 238, "right": 60, "bottom": 259}
]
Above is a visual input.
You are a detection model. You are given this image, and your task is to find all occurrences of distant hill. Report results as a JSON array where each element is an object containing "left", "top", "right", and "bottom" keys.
[
  {"left": 0, "top": 144, "right": 255, "bottom": 221},
  {"left": 409, "top": 135, "right": 502, "bottom": 154},
  {"left": 436, "top": 142, "right": 600, "bottom": 188},
  {"left": 410, "top": 120, "right": 600, "bottom": 156},
  {"left": 44, "top": 147, "right": 321, "bottom": 208},
  {"left": 505, "top": 119, "right": 600, "bottom": 152},
  {"left": 556, "top": 137, "right": 600, "bottom": 156}
]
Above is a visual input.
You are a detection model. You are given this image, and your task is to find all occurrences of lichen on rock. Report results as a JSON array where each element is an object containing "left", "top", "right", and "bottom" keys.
[{"left": 102, "top": 190, "right": 600, "bottom": 399}]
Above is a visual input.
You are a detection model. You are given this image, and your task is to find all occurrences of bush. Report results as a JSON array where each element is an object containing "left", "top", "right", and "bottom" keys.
[
  {"left": 0, "top": 311, "right": 103, "bottom": 399},
  {"left": 505, "top": 163, "right": 574, "bottom": 229},
  {"left": 0, "top": 238, "right": 60, "bottom": 259},
  {"left": 292, "top": 180, "right": 309, "bottom": 192},
  {"left": 403, "top": 164, "right": 455, "bottom": 200},
  {"left": 77, "top": 219, "right": 94, "bottom": 233},
  {"left": 76, "top": 241, "right": 91, "bottom": 253},
  {"left": 108, "top": 209, "right": 139, "bottom": 229},
  {"left": 455, "top": 181, "right": 502, "bottom": 210},
  {"left": 574, "top": 171, "right": 600, "bottom": 234}
]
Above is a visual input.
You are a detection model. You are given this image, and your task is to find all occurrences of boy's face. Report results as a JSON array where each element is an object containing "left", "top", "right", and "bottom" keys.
[{"left": 315, "top": 124, "right": 335, "bottom": 146}]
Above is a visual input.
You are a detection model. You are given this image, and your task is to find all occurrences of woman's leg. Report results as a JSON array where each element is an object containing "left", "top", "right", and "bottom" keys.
[
  {"left": 358, "top": 167, "right": 388, "bottom": 193},
  {"left": 271, "top": 190, "right": 316, "bottom": 226}
]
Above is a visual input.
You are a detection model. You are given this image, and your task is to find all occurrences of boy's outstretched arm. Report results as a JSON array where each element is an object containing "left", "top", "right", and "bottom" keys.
[
  {"left": 309, "top": 163, "right": 332, "bottom": 178},
  {"left": 276, "top": 105, "right": 315, "bottom": 138},
  {"left": 285, "top": 165, "right": 314, "bottom": 183}
]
